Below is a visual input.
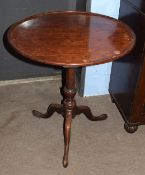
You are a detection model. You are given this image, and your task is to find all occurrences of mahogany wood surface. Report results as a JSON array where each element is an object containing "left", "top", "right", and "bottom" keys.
[
  {"left": 7, "top": 11, "right": 136, "bottom": 167},
  {"left": 7, "top": 11, "right": 135, "bottom": 67}
]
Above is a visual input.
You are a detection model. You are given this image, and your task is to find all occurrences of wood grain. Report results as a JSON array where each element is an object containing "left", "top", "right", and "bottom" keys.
[
  {"left": 7, "top": 11, "right": 135, "bottom": 67},
  {"left": 7, "top": 11, "right": 136, "bottom": 166}
]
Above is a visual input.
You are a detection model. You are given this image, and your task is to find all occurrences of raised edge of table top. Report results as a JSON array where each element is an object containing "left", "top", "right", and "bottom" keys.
[{"left": 7, "top": 11, "right": 136, "bottom": 67}]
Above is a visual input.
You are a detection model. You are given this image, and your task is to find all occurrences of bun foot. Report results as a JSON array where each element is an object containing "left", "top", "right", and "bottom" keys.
[{"left": 124, "top": 123, "right": 138, "bottom": 133}]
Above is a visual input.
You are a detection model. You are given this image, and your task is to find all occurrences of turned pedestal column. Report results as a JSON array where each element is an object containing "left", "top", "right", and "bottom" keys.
[{"left": 32, "top": 68, "right": 107, "bottom": 167}]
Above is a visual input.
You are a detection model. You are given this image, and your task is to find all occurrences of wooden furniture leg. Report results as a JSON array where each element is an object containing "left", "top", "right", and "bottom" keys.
[
  {"left": 75, "top": 106, "right": 107, "bottom": 121},
  {"left": 124, "top": 123, "right": 138, "bottom": 133},
  {"left": 62, "top": 68, "right": 76, "bottom": 167},
  {"left": 32, "top": 68, "right": 108, "bottom": 167},
  {"left": 32, "top": 104, "right": 63, "bottom": 118}
]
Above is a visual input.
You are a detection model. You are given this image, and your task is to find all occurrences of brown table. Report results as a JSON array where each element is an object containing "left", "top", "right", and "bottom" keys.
[{"left": 7, "top": 11, "right": 135, "bottom": 167}]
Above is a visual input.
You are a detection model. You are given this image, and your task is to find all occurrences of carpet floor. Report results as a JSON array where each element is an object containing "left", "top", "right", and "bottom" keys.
[{"left": 0, "top": 79, "right": 145, "bottom": 175}]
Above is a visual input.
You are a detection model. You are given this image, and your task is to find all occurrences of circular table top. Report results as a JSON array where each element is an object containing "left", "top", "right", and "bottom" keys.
[{"left": 7, "top": 11, "right": 135, "bottom": 67}]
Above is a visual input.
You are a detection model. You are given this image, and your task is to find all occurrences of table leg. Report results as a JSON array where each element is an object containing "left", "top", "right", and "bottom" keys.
[
  {"left": 32, "top": 67, "right": 108, "bottom": 168},
  {"left": 62, "top": 68, "right": 76, "bottom": 167},
  {"left": 32, "top": 104, "right": 63, "bottom": 118},
  {"left": 75, "top": 105, "right": 107, "bottom": 121}
]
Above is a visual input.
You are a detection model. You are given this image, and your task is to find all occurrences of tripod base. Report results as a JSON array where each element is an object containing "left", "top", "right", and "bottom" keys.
[
  {"left": 32, "top": 68, "right": 108, "bottom": 167},
  {"left": 32, "top": 103, "right": 107, "bottom": 167},
  {"left": 32, "top": 104, "right": 107, "bottom": 121}
]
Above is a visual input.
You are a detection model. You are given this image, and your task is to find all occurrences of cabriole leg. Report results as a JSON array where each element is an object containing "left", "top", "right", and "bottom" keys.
[{"left": 62, "top": 68, "right": 76, "bottom": 167}]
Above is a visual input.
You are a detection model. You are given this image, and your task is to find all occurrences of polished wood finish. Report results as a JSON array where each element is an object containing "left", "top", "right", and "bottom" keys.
[
  {"left": 32, "top": 68, "right": 107, "bottom": 167},
  {"left": 7, "top": 11, "right": 135, "bottom": 67},
  {"left": 7, "top": 11, "right": 135, "bottom": 167},
  {"left": 109, "top": 0, "right": 145, "bottom": 133}
]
